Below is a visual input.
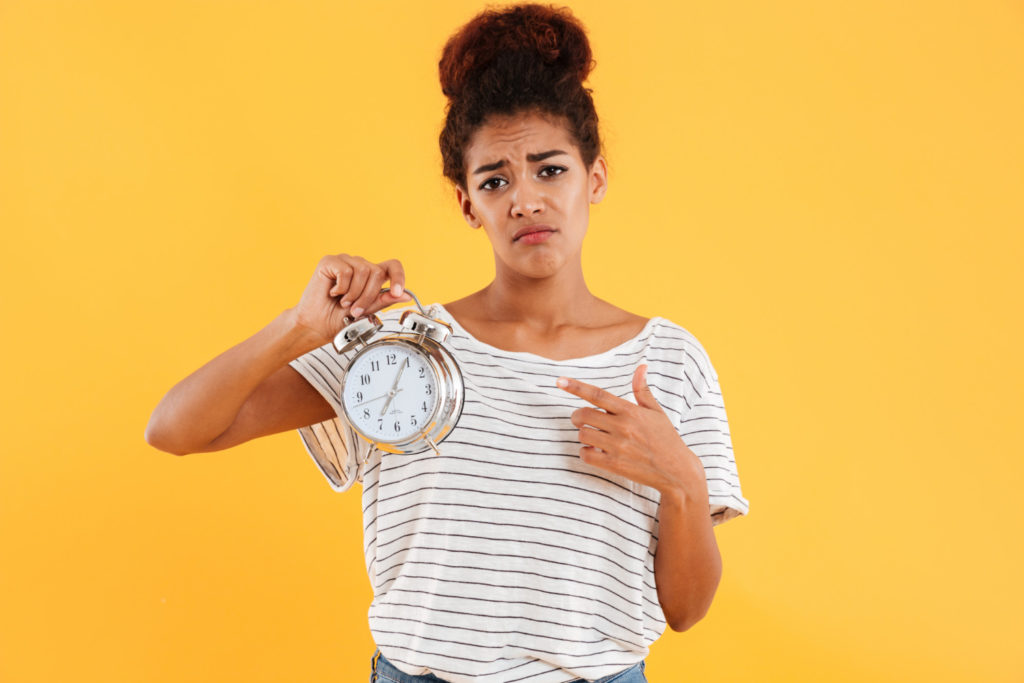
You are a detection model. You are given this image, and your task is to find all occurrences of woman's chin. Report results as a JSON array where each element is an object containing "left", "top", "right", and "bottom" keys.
[{"left": 509, "top": 255, "right": 568, "bottom": 280}]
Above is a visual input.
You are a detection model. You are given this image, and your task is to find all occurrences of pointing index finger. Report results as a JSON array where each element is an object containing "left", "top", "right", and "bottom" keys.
[{"left": 556, "top": 376, "right": 633, "bottom": 414}]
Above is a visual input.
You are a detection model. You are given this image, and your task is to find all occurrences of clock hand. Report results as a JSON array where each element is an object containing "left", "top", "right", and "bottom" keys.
[
  {"left": 354, "top": 388, "right": 404, "bottom": 409},
  {"left": 377, "top": 387, "right": 405, "bottom": 417},
  {"left": 352, "top": 393, "right": 388, "bottom": 408},
  {"left": 380, "top": 357, "right": 410, "bottom": 416}
]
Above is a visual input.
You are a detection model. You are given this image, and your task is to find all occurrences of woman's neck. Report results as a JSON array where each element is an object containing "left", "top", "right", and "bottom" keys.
[{"left": 476, "top": 265, "right": 605, "bottom": 332}]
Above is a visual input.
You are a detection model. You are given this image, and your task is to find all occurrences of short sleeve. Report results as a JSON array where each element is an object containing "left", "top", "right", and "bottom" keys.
[
  {"left": 288, "top": 342, "right": 373, "bottom": 492},
  {"left": 678, "top": 349, "right": 750, "bottom": 526}
]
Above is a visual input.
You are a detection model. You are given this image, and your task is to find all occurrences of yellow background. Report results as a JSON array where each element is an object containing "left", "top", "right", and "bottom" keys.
[{"left": 1, "top": 1, "right": 1021, "bottom": 681}]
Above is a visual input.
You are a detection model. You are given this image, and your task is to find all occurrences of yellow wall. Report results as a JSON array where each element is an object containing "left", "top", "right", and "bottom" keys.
[{"left": 2, "top": 1, "right": 1021, "bottom": 681}]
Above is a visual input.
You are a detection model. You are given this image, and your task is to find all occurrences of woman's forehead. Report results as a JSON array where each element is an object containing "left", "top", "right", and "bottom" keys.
[{"left": 466, "top": 112, "right": 579, "bottom": 161}]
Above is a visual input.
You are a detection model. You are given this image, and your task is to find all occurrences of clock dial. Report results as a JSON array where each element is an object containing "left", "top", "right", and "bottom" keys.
[{"left": 343, "top": 343, "right": 440, "bottom": 442}]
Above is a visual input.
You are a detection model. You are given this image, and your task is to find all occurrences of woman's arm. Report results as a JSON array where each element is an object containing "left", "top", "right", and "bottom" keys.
[
  {"left": 144, "top": 308, "right": 331, "bottom": 455},
  {"left": 558, "top": 364, "right": 722, "bottom": 631},
  {"left": 145, "top": 254, "right": 411, "bottom": 455},
  {"left": 651, "top": 484, "right": 722, "bottom": 631}
]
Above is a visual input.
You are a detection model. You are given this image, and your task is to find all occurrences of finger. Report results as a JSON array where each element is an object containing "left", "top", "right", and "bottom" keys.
[
  {"left": 351, "top": 268, "right": 388, "bottom": 317},
  {"left": 579, "top": 445, "right": 618, "bottom": 472},
  {"left": 556, "top": 376, "right": 634, "bottom": 415},
  {"left": 380, "top": 259, "right": 407, "bottom": 299},
  {"left": 343, "top": 260, "right": 372, "bottom": 314},
  {"left": 570, "top": 406, "right": 616, "bottom": 432},
  {"left": 323, "top": 255, "right": 353, "bottom": 300},
  {"left": 578, "top": 425, "right": 617, "bottom": 452},
  {"left": 631, "top": 364, "right": 663, "bottom": 412}
]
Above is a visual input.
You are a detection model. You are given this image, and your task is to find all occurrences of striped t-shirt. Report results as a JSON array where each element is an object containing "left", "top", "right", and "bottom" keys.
[{"left": 288, "top": 302, "right": 749, "bottom": 683}]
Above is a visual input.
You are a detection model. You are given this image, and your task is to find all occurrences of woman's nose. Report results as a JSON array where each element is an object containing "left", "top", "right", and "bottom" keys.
[{"left": 510, "top": 181, "right": 545, "bottom": 217}]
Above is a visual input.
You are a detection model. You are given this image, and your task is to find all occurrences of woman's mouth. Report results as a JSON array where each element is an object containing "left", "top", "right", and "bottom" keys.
[{"left": 513, "top": 225, "right": 557, "bottom": 244}]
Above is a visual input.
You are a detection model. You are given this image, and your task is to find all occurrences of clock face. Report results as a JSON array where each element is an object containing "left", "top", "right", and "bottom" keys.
[{"left": 342, "top": 342, "right": 440, "bottom": 442}]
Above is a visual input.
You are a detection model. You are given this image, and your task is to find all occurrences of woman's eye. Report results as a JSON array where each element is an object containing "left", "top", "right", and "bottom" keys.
[
  {"left": 538, "top": 165, "right": 567, "bottom": 178},
  {"left": 480, "top": 177, "right": 507, "bottom": 191}
]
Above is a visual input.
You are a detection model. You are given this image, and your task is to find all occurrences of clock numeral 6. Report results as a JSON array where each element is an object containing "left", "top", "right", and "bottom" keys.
[{"left": 393, "top": 421, "right": 401, "bottom": 433}]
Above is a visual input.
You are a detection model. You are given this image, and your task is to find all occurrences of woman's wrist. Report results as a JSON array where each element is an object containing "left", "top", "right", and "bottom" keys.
[{"left": 274, "top": 307, "right": 331, "bottom": 361}]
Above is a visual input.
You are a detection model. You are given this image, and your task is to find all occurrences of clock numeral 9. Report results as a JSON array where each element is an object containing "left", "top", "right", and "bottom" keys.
[{"left": 356, "top": 392, "right": 363, "bottom": 402}]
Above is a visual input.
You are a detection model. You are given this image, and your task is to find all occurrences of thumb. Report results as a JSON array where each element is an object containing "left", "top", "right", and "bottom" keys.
[{"left": 632, "top": 364, "right": 661, "bottom": 411}]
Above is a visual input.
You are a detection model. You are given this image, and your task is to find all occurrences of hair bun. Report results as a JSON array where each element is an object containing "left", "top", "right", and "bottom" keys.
[{"left": 439, "top": 3, "right": 595, "bottom": 100}]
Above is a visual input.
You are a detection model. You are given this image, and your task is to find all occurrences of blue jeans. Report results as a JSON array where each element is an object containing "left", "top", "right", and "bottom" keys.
[{"left": 370, "top": 649, "right": 647, "bottom": 683}]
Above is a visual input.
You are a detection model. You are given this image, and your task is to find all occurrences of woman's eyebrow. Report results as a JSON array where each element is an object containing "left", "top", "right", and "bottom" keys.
[{"left": 472, "top": 149, "right": 568, "bottom": 175}]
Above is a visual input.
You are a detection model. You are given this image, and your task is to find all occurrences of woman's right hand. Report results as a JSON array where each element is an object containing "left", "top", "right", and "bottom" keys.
[{"left": 293, "top": 254, "right": 413, "bottom": 346}]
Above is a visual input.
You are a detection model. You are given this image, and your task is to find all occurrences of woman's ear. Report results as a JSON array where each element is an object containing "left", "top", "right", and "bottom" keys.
[
  {"left": 455, "top": 186, "right": 483, "bottom": 229},
  {"left": 588, "top": 156, "right": 609, "bottom": 204}
]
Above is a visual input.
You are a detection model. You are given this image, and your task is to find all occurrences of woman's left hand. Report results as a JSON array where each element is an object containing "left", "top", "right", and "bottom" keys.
[{"left": 557, "top": 364, "right": 709, "bottom": 503}]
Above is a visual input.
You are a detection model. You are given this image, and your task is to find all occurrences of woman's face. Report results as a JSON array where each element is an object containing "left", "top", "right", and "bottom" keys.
[{"left": 456, "top": 111, "right": 607, "bottom": 281}]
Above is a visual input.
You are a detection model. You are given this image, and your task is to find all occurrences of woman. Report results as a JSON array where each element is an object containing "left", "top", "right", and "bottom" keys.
[{"left": 146, "top": 4, "right": 748, "bottom": 682}]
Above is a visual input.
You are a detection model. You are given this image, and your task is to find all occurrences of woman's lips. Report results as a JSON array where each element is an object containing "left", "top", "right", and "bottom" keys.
[
  {"left": 516, "top": 230, "right": 554, "bottom": 244},
  {"left": 514, "top": 229, "right": 556, "bottom": 244}
]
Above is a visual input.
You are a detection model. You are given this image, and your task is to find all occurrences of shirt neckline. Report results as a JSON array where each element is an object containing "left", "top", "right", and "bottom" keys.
[{"left": 428, "top": 302, "right": 661, "bottom": 365}]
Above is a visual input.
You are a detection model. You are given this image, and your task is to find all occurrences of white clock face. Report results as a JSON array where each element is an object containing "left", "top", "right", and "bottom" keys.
[{"left": 342, "top": 343, "right": 440, "bottom": 442}]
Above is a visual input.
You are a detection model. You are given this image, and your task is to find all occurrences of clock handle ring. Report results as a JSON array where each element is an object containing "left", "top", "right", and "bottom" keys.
[{"left": 380, "top": 287, "right": 427, "bottom": 316}]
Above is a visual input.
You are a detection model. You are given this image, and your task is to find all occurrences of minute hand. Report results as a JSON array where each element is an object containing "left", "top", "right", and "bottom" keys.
[{"left": 380, "top": 357, "right": 410, "bottom": 416}]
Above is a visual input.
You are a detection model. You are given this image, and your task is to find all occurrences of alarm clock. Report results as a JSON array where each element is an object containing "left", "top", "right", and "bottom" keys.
[{"left": 332, "top": 288, "right": 464, "bottom": 456}]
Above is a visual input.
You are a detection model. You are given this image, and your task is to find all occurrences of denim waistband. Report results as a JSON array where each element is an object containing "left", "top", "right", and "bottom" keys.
[{"left": 370, "top": 649, "right": 647, "bottom": 683}]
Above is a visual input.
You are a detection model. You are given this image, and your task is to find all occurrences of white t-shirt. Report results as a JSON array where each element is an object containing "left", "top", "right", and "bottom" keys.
[{"left": 288, "top": 303, "right": 749, "bottom": 683}]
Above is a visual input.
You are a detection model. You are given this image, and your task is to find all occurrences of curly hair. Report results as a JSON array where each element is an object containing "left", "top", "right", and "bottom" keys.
[{"left": 438, "top": 3, "right": 602, "bottom": 189}]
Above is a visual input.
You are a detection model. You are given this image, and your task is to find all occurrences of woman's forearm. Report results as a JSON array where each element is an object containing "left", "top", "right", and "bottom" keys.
[
  {"left": 653, "top": 485, "right": 722, "bottom": 632},
  {"left": 144, "top": 307, "right": 326, "bottom": 454}
]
